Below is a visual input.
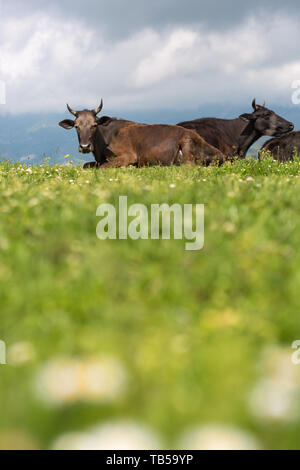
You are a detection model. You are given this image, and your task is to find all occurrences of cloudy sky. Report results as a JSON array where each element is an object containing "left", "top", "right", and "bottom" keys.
[{"left": 1, "top": 0, "right": 300, "bottom": 116}]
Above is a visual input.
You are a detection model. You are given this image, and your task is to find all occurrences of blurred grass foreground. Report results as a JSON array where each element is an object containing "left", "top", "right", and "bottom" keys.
[{"left": 1, "top": 158, "right": 300, "bottom": 450}]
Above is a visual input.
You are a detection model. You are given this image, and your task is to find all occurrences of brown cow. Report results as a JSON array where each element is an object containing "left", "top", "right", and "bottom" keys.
[
  {"left": 99, "top": 122, "right": 226, "bottom": 168},
  {"left": 59, "top": 102, "right": 225, "bottom": 167},
  {"left": 59, "top": 101, "right": 135, "bottom": 167}
]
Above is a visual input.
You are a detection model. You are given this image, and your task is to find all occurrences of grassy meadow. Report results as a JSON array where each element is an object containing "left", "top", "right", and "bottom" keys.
[{"left": 1, "top": 157, "right": 300, "bottom": 450}]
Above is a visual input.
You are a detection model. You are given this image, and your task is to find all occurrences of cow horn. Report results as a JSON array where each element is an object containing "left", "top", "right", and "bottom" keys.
[
  {"left": 66, "top": 104, "right": 77, "bottom": 117},
  {"left": 94, "top": 99, "right": 103, "bottom": 115},
  {"left": 261, "top": 100, "right": 265, "bottom": 107},
  {"left": 252, "top": 98, "right": 258, "bottom": 110}
]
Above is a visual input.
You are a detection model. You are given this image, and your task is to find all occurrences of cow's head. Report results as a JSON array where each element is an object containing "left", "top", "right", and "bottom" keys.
[
  {"left": 239, "top": 99, "right": 294, "bottom": 138},
  {"left": 59, "top": 101, "right": 105, "bottom": 154}
]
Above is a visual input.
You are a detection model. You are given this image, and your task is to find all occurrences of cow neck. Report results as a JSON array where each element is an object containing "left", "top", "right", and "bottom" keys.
[
  {"left": 237, "top": 125, "right": 261, "bottom": 158},
  {"left": 92, "top": 126, "right": 109, "bottom": 164}
]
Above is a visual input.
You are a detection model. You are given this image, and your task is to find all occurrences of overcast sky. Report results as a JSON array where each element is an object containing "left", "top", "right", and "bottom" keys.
[{"left": 1, "top": 0, "right": 300, "bottom": 115}]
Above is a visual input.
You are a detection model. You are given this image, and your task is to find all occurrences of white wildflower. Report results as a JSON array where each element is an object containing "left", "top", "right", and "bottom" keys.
[
  {"left": 179, "top": 424, "right": 260, "bottom": 450},
  {"left": 52, "top": 421, "right": 162, "bottom": 450},
  {"left": 35, "top": 356, "right": 127, "bottom": 405},
  {"left": 8, "top": 342, "right": 36, "bottom": 366},
  {"left": 249, "top": 347, "right": 300, "bottom": 422}
]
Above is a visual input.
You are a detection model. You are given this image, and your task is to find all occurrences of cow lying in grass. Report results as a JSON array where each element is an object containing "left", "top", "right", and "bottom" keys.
[
  {"left": 260, "top": 131, "right": 300, "bottom": 161},
  {"left": 59, "top": 101, "right": 225, "bottom": 168},
  {"left": 177, "top": 99, "right": 294, "bottom": 158}
]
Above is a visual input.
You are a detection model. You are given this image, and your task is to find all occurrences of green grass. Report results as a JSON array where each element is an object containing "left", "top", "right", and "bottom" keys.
[{"left": 1, "top": 157, "right": 300, "bottom": 449}]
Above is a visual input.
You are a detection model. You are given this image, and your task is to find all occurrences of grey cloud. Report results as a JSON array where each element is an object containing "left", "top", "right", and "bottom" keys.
[
  {"left": 4, "top": 0, "right": 300, "bottom": 39},
  {"left": 1, "top": 1, "right": 300, "bottom": 115}
]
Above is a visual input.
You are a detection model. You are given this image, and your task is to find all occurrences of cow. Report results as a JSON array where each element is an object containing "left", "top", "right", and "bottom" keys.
[
  {"left": 260, "top": 131, "right": 300, "bottom": 161},
  {"left": 177, "top": 99, "right": 294, "bottom": 158},
  {"left": 59, "top": 101, "right": 135, "bottom": 168},
  {"left": 59, "top": 102, "right": 226, "bottom": 168}
]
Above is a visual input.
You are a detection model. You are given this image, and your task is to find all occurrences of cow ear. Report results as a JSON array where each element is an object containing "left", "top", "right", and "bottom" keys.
[
  {"left": 239, "top": 113, "right": 255, "bottom": 122},
  {"left": 97, "top": 116, "right": 113, "bottom": 126},
  {"left": 59, "top": 119, "right": 75, "bottom": 130}
]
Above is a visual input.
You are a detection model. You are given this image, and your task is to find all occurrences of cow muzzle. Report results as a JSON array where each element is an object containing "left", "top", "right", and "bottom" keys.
[
  {"left": 274, "top": 122, "right": 294, "bottom": 137},
  {"left": 79, "top": 144, "right": 92, "bottom": 154}
]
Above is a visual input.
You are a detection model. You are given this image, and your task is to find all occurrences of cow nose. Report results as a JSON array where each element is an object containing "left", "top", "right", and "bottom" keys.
[
  {"left": 289, "top": 123, "right": 294, "bottom": 131},
  {"left": 79, "top": 144, "right": 91, "bottom": 154}
]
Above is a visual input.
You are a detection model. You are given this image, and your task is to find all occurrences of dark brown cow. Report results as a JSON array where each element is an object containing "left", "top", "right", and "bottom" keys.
[
  {"left": 59, "top": 102, "right": 225, "bottom": 167},
  {"left": 177, "top": 99, "right": 294, "bottom": 158},
  {"left": 260, "top": 131, "right": 300, "bottom": 161}
]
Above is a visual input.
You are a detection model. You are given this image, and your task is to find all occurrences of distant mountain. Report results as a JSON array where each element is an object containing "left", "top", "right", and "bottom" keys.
[
  {"left": 0, "top": 105, "right": 299, "bottom": 164},
  {"left": 0, "top": 113, "right": 79, "bottom": 165}
]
